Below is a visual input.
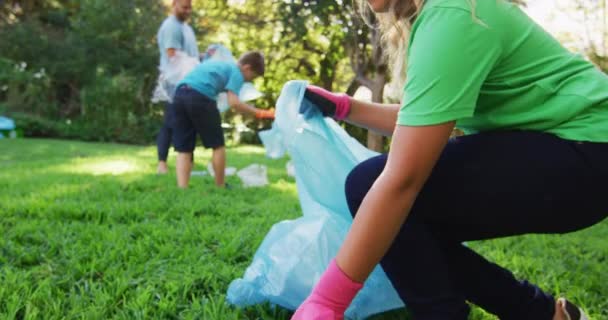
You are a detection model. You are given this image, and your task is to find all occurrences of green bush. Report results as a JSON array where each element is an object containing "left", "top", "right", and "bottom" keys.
[
  {"left": 9, "top": 112, "right": 62, "bottom": 138},
  {"left": 0, "top": 57, "right": 58, "bottom": 118},
  {"left": 9, "top": 110, "right": 161, "bottom": 145},
  {"left": 0, "top": 1, "right": 165, "bottom": 144}
]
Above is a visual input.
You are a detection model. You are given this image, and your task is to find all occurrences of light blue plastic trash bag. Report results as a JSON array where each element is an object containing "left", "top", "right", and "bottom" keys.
[
  {"left": 0, "top": 116, "right": 15, "bottom": 131},
  {"left": 258, "top": 127, "right": 286, "bottom": 159},
  {"left": 227, "top": 80, "right": 405, "bottom": 319},
  {"left": 0, "top": 116, "right": 16, "bottom": 139}
]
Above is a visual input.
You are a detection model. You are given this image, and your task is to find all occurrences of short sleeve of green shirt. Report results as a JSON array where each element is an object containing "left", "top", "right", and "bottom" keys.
[{"left": 398, "top": 6, "right": 502, "bottom": 126}]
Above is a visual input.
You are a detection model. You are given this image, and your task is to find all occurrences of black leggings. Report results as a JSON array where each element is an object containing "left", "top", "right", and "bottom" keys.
[{"left": 345, "top": 131, "right": 608, "bottom": 320}]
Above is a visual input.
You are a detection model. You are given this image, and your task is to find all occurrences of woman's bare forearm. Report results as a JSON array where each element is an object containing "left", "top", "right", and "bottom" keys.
[{"left": 344, "top": 98, "right": 400, "bottom": 137}]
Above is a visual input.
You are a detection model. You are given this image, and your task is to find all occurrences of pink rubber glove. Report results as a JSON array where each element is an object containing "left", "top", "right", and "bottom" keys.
[
  {"left": 302, "top": 85, "right": 352, "bottom": 120},
  {"left": 291, "top": 260, "right": 363, "bottom": 320}
]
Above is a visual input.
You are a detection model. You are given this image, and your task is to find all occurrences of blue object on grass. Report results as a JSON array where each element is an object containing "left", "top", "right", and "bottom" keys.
[
  {"left": 227, "top": 80, "right": 405, "bottom": 319},
  {"left": 0, "top": 116, "right": 16, "bottom": 139},
  {"left": 0, "top": 116, "right": 15, "bottom": 131}
]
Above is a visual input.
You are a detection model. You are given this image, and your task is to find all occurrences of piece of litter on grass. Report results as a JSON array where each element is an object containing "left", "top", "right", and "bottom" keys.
[
  {"left": 286, "top": 160, "right": 295, "bottom": 177},
  {"left": 206, "top": 163, "right": 237, "bottom": 177},
  {"left": 237, "top": 164, "right": 269, "bottom": 187}
]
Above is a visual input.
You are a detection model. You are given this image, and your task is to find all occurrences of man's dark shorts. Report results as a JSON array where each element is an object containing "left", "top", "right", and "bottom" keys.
[{"left": 171, "top": 85, "right": 225, "bottom": 152}]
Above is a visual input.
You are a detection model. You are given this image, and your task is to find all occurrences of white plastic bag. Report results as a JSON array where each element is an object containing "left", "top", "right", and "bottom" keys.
[
  {"left": 216, "top": 80, "right": 264, "bottom": 113},
  {"left": 236, "top": 164, "right": 269, "bottom": 188},
  {"left": 206, "top": 162, "right": 237, "bottom": 177},
  {"left": 286, "top": 161, "right": 295, "bottom": 178},
  {"left": 152, "top": 51, "right": 200, "bottom": 103}
]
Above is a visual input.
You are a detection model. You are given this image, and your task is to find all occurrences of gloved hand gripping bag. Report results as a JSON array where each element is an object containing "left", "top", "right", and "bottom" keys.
[{"left": 227, "top": 80, "right": 405, "bottom": 319}]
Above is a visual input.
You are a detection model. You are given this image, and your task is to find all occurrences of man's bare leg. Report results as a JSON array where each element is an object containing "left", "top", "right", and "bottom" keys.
[
  {"left": 157, "top": 161, "right": 169, "bottom": 174},
  {"left": 211, "top": 146, "right": 226, "bottom": 187},
  {"left": 176, "top": 152, "right": 193, "bottom": 188}
]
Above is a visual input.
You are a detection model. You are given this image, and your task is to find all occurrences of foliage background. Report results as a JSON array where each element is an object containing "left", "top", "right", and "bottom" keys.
[{"left": 0, "top": 0, "right": 606, "bottom": 147}]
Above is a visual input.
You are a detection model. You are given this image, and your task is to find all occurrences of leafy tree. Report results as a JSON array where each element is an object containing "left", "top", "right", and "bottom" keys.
[
  {"left": 277, "top": 0, "right": 388, "bottom": 151},
  {"left": 189, "top": 0, "right": 357, "bottom": 141},
  {"left": 554, "top": 0, "right": 607, "bottom": 72},
  {"left": 0, "top": 0, "right": 166, "bottom": 143}
]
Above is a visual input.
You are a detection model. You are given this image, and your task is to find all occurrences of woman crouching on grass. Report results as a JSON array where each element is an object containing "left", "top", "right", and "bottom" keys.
[{"left": 292, "top": 0, "right": 608, "bottom": 319}]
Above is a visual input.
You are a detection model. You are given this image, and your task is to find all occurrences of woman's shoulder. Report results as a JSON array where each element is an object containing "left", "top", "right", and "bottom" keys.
[
  {"left": 417, "top": 0, "right": 519, "bottom": 31},
  {"left": 421, "top": 0, "right": 511, "bottom": 17},
  {"left": 423, "top": 0, "right": 475, "bottom": 12}
]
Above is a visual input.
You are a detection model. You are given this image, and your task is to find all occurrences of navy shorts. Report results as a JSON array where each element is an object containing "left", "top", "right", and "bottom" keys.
[{"left": 171, "top": 85, "right": 224, "bottom": 152}]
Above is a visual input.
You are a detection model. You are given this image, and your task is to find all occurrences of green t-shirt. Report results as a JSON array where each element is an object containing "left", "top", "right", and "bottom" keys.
[{"left": 397, "top": 0, "right": 608, "bottom": 142}]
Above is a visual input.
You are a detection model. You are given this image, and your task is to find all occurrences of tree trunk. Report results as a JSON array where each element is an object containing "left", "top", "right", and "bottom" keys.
[
  {"left": 366, "top": 74, "right": 387, "bottom": 152},
  {"left": 367, "top": 130, "right": 384, "bottom": 152}
]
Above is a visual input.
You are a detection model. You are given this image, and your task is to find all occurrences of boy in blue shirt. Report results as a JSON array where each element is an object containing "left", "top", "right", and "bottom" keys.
[{"left": 172, "top": 51, "right": 274, "bottom": 188}]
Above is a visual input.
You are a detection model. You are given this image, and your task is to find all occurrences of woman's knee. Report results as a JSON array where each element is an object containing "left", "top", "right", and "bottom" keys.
[{"left": 344, "top": 154, "right": 388, "bottom": 218}]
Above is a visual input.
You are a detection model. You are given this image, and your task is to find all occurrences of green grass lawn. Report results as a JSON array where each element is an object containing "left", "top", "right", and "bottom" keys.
[{"left": 1, "top": 138, "right": 606, "bottom": 320}]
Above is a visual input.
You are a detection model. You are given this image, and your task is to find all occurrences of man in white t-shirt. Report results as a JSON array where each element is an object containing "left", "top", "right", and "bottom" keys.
[{"left": 155, "top": 0, "right": 199, "bottom": 174}]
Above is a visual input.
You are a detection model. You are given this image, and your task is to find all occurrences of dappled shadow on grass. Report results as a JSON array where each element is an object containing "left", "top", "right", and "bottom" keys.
[
  {"left": 1, "top": 139, "right": 312, "bottom": 319},
  {"left": 1, "top": 184, "right": 305, "bottom": 318},
  {"left": 0, "top": 138, "right": 142, "bottom": 162},
  {"left": 1, "top": 170, "right": 150, "bottom": 221}
]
